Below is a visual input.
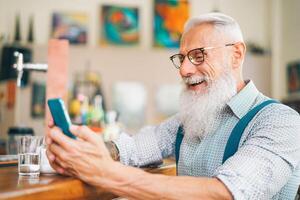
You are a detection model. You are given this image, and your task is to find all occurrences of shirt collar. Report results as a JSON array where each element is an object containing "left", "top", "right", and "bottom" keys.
[{"left": 227, "top": 80, "right": 259, "bottom": 119}]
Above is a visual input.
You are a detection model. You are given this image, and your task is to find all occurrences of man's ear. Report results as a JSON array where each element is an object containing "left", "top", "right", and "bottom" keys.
[{"left": 231, "top": 42, "right": 246, "bottom": 69}]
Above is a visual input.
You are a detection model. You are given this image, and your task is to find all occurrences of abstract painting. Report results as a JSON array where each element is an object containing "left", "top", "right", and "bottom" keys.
[
  {"left": 154, "top": 0, "right": 189, "bottom": 48},
  {"left": 101, "top": 5, "right": 139, "bottom": 45},
  {"left": 51, "top": 12, "right": 88, "bottom": 44}
]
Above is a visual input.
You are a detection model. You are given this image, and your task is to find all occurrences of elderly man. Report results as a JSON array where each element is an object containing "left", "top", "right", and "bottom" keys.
[{"left": 47, "top": 13, "right": 300, "bottom": 199}]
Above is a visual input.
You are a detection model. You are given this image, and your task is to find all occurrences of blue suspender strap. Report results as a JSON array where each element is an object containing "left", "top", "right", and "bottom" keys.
[
  {"left": 175, "top": 99, "right": 278, "bottom": 173},
  {"left": 222, "top": 99, "right": 278, "bottom": 164},
  {"left": 175, "top": 125, "right": 184, "bottom": 173}
]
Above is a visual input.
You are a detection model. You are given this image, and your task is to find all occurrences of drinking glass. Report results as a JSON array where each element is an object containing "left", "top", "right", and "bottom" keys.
[{"left": 17, "top": 136, "right": 43, "bottom": 176}]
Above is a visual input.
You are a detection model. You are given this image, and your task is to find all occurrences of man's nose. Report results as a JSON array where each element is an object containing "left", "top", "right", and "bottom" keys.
[{"left": 179, "top": 57, "right": 197, "bottom": 77}]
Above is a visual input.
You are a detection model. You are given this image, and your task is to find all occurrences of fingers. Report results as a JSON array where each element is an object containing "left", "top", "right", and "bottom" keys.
[
  {"left": 70, "top": 126, "right": 108, "bottom": 155},
  {"left": 46, "top": 119, "right": 55, "bottom": 145},
  {"left": 46, "top": 148, "right": 56, "bottom": 162},
  {"left": 48, "top": 119, "right": 55, "bottom": 128},
  {"left": 47, "top": 147, "right": 75, "bottom": 177},
  {"left": 46, "top": 136, "right": 52, "bottom": 146},
  {"left": 52, "top": 161, "right": 65, "bottom": 174},
  {"left": 46, "top": 149, "right": 65, "bottom": 174},
  {"left": 48, "top": 144, "right": 73, "bottom": 175},
  {"left": 49, "top": 142, "right": 67, "bottom": 161},
  {"left": 55, "top": 159, "right": 75, "bottom": 177},
  {"left": 61, "top": 169, "right": 73, "bottom": 177},
  {"left": 55, "top": 156, "right": 68, "bottom": 169},
  {"left": 50, "top": 127, "right": 75, "bottom": 150},
  {"left": 69, "top": 125, "right": 97, "bottom": 144}
]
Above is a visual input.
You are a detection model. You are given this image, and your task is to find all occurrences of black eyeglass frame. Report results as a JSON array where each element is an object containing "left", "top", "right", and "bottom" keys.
[{"left": 169, "top": 43, "right": 235, "bottom": 69}]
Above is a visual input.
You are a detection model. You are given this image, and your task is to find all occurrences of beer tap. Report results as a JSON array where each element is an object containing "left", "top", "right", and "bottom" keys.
[{"left": 13, "top": 51, "right": 48, "bottom": 87}]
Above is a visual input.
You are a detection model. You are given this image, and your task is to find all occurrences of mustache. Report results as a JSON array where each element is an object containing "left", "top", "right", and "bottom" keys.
[{"left": 182, "top": 75, "right": 210, "bottom": 85}]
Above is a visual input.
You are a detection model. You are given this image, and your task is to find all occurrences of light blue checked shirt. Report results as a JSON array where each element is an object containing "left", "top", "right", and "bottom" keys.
[{"left": 115, "top": 81, "right": 300, "bottom": 199}]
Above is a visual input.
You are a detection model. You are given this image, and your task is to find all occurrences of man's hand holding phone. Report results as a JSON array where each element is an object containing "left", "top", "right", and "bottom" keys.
[
  {"left": 46, "top": 99, "right": 115, "bottom": 182},
  {"left": 46, "top": 119, "right": 115, "bottom": 182},
  {"left": 47, "top": 98, "right": 76, "bottom": 139}
]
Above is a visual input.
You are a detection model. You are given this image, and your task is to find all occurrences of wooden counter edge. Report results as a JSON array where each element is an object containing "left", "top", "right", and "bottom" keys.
[
  {"left": 1, "top": 178, "right": 117, "bottom": 200},
  {"left": 0, "top": 160, "right": 176, "bottom": 200}
]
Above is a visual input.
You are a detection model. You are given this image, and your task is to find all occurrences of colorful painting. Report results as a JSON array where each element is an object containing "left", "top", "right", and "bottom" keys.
[
  {"left": 287, "top": 61, "right": 300, "bottom": 94},
  {"left": 101, "top": 5, "right": 139, "bottom": 45},
  {"left": 154, "top": 0, "right": 189, "bottom": 48},
  {"left": 51, "top": 12, "right": 88, "bottom": 44}
]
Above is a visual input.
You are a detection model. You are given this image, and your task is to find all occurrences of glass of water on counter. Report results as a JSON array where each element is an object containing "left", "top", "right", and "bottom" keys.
[{"left": 17, "top": 136, "right": 43, "bottom": 176}]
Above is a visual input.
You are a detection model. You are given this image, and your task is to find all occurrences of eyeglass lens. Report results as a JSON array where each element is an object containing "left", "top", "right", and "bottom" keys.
[
  {"left": 171, "top": 48, "right": 204, "bottom": 68},
  {"left": 171, "top": 54, "right": 184, "bottom": 69},
  {"left": 187, "top": 49, "right": 204, "bottom": 65}
]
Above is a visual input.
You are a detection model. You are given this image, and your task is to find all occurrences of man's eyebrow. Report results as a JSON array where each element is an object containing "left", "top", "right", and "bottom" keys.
[{"left": 179, "top": 47, "right": 203, "bottom": 55}]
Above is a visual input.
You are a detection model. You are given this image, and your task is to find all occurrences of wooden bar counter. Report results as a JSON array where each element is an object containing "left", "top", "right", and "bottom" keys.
[{"left": 0, "top": 159, "right": 176, "bottom": 200}]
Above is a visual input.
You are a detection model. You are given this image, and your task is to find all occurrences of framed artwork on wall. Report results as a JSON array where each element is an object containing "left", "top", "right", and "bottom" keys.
[
  {"left": 287, "top": 61, "right": 300, "bottom": 94},
  {"left": 51, "top": 12, "right": 88, "bottom": 44},
  {"left": 100, "top": 5, "right": 139, "bottom": 46},
  {"left": 154, "top": 0, "right": 189, "bottom": 48}
]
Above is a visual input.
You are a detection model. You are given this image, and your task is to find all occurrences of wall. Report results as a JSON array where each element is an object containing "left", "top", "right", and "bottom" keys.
[
  {"left": 0, "top": 0, "right": 271, "bottom": 48},
  {"left": 282, "top": 0, "right": 300, "bottom": 67},
  {"left": 0, "top": 45, "right": 271, "bottom": 137},
  {"left": 0, "top": 0, "right": 273, "bottom": 137},
  {"left": 270, "top": 0, "right": 300, "bottom": 100},
  {"left": 282, "top": 0, "right": 300, "bottom": 99}
]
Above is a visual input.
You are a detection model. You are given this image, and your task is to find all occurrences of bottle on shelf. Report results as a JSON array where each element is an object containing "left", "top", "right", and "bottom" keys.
[{"left": 103, "top": 110, "right": 121, "bottom": 142}]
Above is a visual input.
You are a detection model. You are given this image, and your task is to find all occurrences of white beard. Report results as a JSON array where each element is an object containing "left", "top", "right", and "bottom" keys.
[{"left": 179, "top": 70, "right": 237, "bottom": 140}]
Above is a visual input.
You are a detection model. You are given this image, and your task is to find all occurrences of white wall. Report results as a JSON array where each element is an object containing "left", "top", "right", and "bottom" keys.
[
  {"left": 0, "top": 0, "right": 273, "bottom": 137},
  {"left": 271, "top": 0, "right": 300, "bottom": 100},
  {"left": 191, "top": 0, "right": 272, "bottom": 49},
  {"left": 282, "top": 0, "right": 300, "bottom": 98},
  {"left": 0, "top": 45, "right": 271, "bottom": 137},
  {"left": 0, "top": 0, "right": 271, "bottom": 49},
  {"left": 282, "top": 0, "right": 300, "bottom": 64}
]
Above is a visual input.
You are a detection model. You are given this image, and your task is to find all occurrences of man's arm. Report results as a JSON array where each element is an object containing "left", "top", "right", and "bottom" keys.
[
  {"left": 215, "top": 104, "right": 300, "bottom": 199},
  {"left": 113, "top": 115, "right": 181, "bottom": 166},
  {"left": 47, "top": 126, "right": 232, "bottom": 200},
  {"left": 97, "top": 161, "right": 233, "bottom": 200}
]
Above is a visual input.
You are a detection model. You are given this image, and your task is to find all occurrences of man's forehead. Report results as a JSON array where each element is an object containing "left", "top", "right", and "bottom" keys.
[{"left": 180, "top": 24, "right": 221, "bottom": 52}]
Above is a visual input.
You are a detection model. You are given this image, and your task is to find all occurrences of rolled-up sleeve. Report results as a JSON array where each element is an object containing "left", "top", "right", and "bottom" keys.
[
  {"left": 214, "top": 104, "right": 300, "bottom": 199},
  {"left": 114, "top": 115, "right": 180, "bottom": 167}
]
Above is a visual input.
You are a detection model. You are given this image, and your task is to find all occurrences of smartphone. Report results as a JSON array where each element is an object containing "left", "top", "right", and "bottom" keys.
[{"left": 47, "top": 98, "right": 76, "bottom": 139}]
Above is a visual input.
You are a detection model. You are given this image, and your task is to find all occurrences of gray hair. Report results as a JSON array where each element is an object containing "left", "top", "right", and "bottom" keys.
[{"left": 183, "top": 12, "right": 244, "bottom": 43}]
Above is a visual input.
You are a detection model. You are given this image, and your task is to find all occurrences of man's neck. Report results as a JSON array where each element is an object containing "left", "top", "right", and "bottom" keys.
[{"left": 236, "top": 80, "right": 246, "bottom": 92}]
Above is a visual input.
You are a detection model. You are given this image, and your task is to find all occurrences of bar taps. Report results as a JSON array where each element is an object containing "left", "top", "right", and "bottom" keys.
[{"left": 13, "top": 51, "right": 48, "bottom": 87}]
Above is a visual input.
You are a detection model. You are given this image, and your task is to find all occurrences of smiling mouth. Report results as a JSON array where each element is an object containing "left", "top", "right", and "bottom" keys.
[{"left": 189, "top": 80, "right": 205, "bottom": 87}]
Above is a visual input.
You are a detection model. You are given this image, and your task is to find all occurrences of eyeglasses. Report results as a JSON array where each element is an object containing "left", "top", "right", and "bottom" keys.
[{"left": 169, "top": 43, "right": 235, "bottom": 69}]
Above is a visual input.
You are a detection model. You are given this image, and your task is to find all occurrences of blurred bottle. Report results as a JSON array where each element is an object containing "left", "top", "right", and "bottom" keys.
[
  {"left": 69, "top": 97, "right": 81, "bottom": 125},
  {"left": 27, "top": 15, "right": 34, "bottom": 44},
  {"left": 81, "top": 96, "right": 89, "bottom": 125},
  {"left": 14, "top": 13, "right": 21, "bottom": 43},
  {"left": 90, "top": 95, "right": 105, "bottom": 128},
  {"left": 103, "top": 110, "right": 121, "bottom": 142},
  {"left": 69, "top": 68, "right": 107, "bottom": 128}
]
